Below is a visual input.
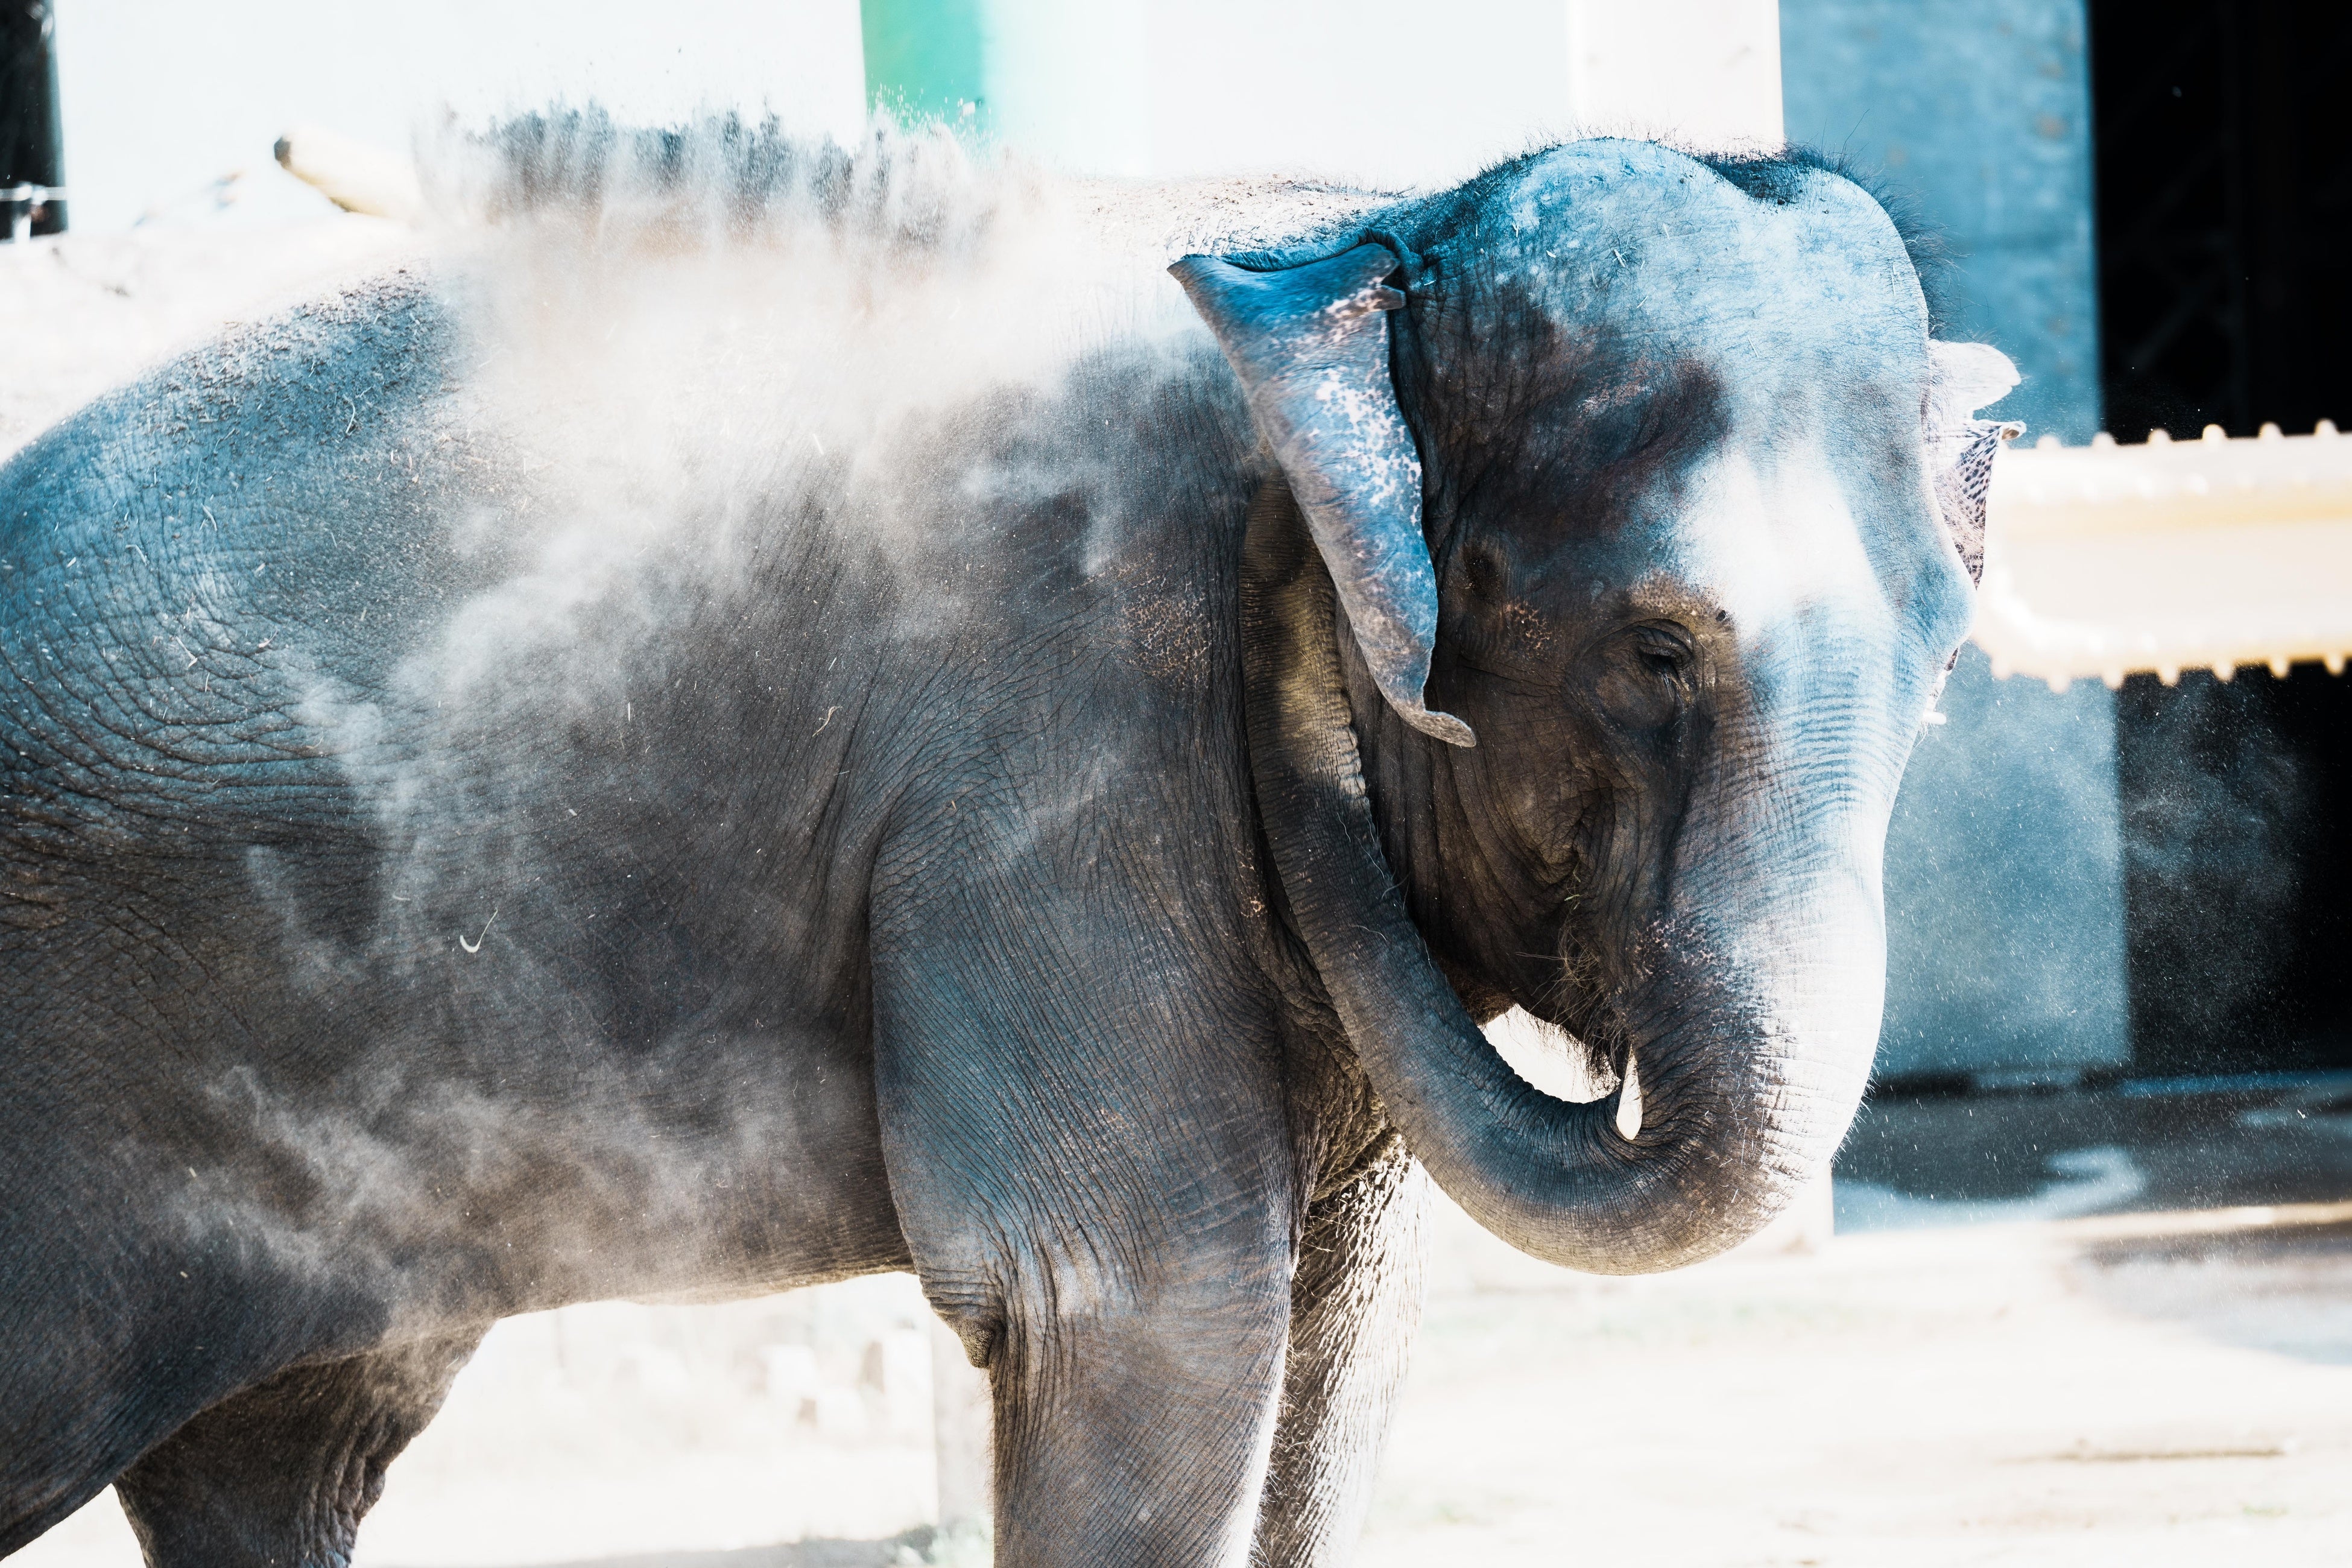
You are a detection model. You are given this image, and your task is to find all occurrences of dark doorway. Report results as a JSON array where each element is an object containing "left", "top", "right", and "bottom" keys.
[
  {"left": 2090, "top": 0, "right": 2352, "bottom": 441},
  {"left": 2116, "top": 668, "right": 2352, "bottom": 1078},
  {"left": 2091, "top": 0, "right": 2352, "bottom": 1079}
]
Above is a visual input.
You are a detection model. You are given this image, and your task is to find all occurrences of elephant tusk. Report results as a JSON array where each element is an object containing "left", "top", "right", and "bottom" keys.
[{"left": 1616, "top": 1054, "right": 1643, "bottom": 1141}]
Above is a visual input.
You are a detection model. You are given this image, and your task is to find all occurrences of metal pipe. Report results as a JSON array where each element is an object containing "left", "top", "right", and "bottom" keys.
[{"left": 0, "top": 0, "right": 65, "bottom": 239}]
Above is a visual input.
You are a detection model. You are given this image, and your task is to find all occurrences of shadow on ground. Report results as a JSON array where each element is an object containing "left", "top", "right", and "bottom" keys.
[
  {"left": 1835, "top": 1072, "right": 2352, "bottom": 1225},
  {"left": 2072, "top": 1216, "right": 2352, "bottom": 1365},
  {"left": 387, "top": 1531, "right": 937, "bottom": 1568},
  {"left": 1833, "top": 1074, "right": 2352, "bottom": 1364}
]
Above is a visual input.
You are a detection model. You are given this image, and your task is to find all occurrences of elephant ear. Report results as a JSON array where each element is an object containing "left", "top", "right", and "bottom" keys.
[
  {"left": 1925, "top": 340, "right": 2025, "bottom": 585},
  {"left": 1172, "top": 243, "right": 1475, "bottom": 747}
]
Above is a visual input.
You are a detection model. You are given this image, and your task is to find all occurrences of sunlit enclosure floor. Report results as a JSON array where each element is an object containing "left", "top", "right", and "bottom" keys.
[
  {"left": 1373, "top": 1197, "right": 2352, "bottom": 1566},
  {"left": 17, "top": 1190, "right": 2349, "bottom": 1568}
]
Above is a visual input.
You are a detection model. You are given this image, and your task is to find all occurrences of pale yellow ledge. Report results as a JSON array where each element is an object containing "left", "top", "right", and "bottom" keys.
[{"left": 1977, "top": 421, "right": 2352, "bottom": 689}]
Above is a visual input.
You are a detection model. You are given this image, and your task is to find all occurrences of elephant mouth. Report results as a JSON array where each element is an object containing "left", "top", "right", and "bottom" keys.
[
  {"left": 1497, "top": 990, "right": 1645, "bottom": 1139},
  {"left": 1512, "top": 924, "right": 1640, "bottom": 1102}
]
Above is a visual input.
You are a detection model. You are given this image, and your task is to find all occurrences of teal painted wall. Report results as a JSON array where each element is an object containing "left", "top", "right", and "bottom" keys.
[
  {"left": 861, "top": 0, "right": 984, "bottom": 124},
  {"left": 853, "top": 0, "right": 1574, "bottom": 186},
  {"left": 858, "top": 0, "right": 1151, "bottom": 173},
  {"left": 1783, "top": 0, "right": 2130, "bottom": 1083}
]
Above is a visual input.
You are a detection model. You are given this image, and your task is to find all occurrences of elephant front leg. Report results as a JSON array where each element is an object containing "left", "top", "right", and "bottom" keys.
[
  {"left": 870, "top": 867, "right": 1305, "bottom": 1566},
  {"left": 1251, "top": 1146, "right": 1430, "bottom": 1568},
  {"left": 977, "top": 1256, "right": 1294, "bottom": 1566},
  {"left": 893, "top": 1122, "right": 1300, "bottom": 1566}
]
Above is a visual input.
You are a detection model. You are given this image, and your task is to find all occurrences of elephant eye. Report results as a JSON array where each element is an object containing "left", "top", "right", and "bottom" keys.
[
  {"left": 1593, "top": 624, "right": 1694, "bottom": 732},
  {"left": 1632, "top": 624, "right": 1695, "bottom": 678}
]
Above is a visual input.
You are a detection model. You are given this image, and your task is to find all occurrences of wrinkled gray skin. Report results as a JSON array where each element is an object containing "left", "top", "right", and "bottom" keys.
[{"left": 1, "top": 133, "right": 1987, "bottom": 1568}]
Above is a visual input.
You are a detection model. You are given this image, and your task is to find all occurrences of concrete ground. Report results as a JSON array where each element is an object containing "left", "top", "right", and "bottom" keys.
[
  {"left": 19, "top": 1189, "right": 2350, "bottom": 1568},
  {"left": 1373, "top": 1196, "right": 2352, "bottom": 1567},
  {"left": 1351, "top": 1070, "right": 2352, "bottom": 1566}
]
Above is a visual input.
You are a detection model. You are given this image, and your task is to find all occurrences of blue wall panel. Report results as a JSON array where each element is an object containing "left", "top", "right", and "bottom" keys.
[{"left": 1783, "top": 0, "right": 2131, "bottom": 1082}]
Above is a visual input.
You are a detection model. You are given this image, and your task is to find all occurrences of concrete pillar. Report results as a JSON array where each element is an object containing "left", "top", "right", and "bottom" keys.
[
  {"left": 1781, "top": 0, "right": 2129, "bottom": 1086},
  {"left": 928, "top": 1316, "right": 993, "bottom": 1557}
]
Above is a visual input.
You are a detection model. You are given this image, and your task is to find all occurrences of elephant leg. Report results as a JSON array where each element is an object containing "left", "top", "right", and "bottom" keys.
[
  {"left": 113, "top": 1332, "right": 481, "bottom": 1568},
  {"left": 1251, "top": 1146, "right": 1430, "bottom": 1568},
  {"left": 980, "top": 1262, "right": 1294, "bottom": 1567},
  {"left": 871, "top": 864, "right": 1301, "bottom": 1566}
]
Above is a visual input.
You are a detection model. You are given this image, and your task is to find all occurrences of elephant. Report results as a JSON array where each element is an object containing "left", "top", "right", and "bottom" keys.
[{"left": 0, "top": 117, "right": 2017, "bottom": 1568}]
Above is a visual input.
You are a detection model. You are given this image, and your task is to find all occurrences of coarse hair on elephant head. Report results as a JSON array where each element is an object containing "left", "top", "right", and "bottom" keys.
[{"left": 1178, "top": 139, "right": 2015, "bottom": 1274}]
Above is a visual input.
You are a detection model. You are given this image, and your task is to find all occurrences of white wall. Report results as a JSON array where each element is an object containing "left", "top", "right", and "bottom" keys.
[
  {"left": 975, "top": 0, "right": 1780, "bottom": 188},
  {"left": 50, "top": 0, "right": 867, "bottom": 231},
  {"left": 1568, "top": 0, "right": 1782, "bottom": 150},
  {"left": 49, "top": 1, "right": 1783, "bottom": 232}
]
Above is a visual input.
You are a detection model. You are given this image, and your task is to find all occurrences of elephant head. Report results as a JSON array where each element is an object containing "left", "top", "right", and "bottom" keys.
[{"left": 1175, "top": 142, "right": 2014, "bottom": 1273}]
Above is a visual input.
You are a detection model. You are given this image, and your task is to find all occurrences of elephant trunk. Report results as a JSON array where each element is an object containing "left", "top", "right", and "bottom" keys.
[{"left": 1241, "top": 485, "right": 1878, "bottom": 1273}]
